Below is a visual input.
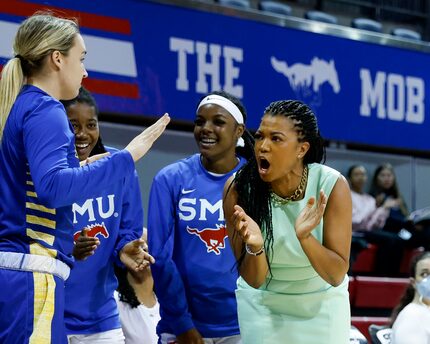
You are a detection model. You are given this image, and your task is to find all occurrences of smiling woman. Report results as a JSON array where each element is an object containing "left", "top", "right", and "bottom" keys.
[
  {"left": 148, "top": 91, "right": 254, "bottom": 344},
  {"left": 62, "top": 87, "right": 106, "bottom": 161},
  {"left": 223, "top": 100, "right": 352, "bottom": 344},
  {"left": 61, "top": 87, "right": 149, "bottom": 344}
]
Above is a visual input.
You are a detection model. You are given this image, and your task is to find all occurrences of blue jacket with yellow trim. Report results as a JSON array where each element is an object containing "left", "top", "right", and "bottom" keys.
[{"left": 0, "top": 85, "right": 135, "bottom": 267}]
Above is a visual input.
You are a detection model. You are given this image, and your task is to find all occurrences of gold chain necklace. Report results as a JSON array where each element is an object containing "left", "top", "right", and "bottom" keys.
[{"left": 270, "top": 165, "right": 308, "bottom": 206}]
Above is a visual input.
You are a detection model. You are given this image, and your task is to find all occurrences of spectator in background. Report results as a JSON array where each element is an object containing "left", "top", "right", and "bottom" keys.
[
  {"left": 348, "top": 164, "right": 404, "bottom": 276},
  {"left": 369, "top": 163, "right": 410, "bottom": 234},
  {"left": 369, "top": 163, "right": 430, "bottom": 258},
  {"left": 391, "top": 251, "right": 430, "bottom": 343},
  {"left": 115, "top": 228, "right": 160, "bottom": 344}
]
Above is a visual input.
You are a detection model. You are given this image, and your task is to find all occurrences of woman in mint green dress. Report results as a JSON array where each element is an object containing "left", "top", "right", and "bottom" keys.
[{"left": 223, "top": 100, "right": 352, "bottom": 344}]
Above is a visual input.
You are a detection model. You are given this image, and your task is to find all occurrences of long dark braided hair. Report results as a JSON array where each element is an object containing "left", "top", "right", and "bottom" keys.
[
  {"left": 232, "top": 100, "right": 326, "bottom": 277},
  {"left": 390, "top": 251, "right": 430, "bottom": 326},
  {"left": 197, "top": 90, "right": 254, "bottom": 160},
  {"left": 61, "top": 86, "right": 107, "bottom": 156}
]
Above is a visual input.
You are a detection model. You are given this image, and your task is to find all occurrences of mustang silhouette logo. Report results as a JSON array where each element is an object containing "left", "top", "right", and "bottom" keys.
[
  {"left": 186, "top": 224, "right": 228, "bottom": 255},
  {"left": 73, "top": 222, "right": 109, "bottom": 241},
  {"left": 271, "top": 56, "right": 340, "bottom": 106}
]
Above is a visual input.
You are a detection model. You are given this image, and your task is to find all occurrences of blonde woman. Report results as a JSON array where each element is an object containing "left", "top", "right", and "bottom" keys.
[{"left": 0, "top": 13, "right": 169, "bottom": 343}]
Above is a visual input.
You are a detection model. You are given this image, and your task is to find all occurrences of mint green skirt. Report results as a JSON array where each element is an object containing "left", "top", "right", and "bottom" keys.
[{"left": 236, "top": 275, "right": 350, "bottom": 344}]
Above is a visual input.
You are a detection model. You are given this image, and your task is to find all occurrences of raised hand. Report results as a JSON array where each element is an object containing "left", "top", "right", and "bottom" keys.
[
  {"left": 79, "top": 152, "right": 110, "bottom": 167},
  {"left": 125, "top": 113, "right": 170, "bottom": 162},
  {"left": 232, "top": 205, "right": 264, "bottom": 250},
  {"left": 295, "top": 190, "right": 328, "bottom": 240},
  {"left": 73, "top": 228, "right": 100, "bottom": 260},
  {"left": 119, "top": 238, "right": 155, "bottom": 272}
]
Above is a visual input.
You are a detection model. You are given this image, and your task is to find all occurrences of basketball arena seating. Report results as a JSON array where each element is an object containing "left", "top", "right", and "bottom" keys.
[
  {"left": 259, "top": 1, "right": 292, "bottom": 16},
  {"left": 351, "top": 276, "right": 408, "bottom": 309},
  {"left": 349, "top": 274, "right": 399, "bottom": 342},
  {"left": 351, "top": 316, "right": 390, "bottom": 343},
  {"left": 349, "top": 245, "right": 424, "bottom": 341},
  {"left": 304, "top": 10, "right": 338, "bottom": 24},
  {"left": 391, "top": 27, "right": 422, "bottom": 41},
  {"left": 351, "top": 243, "right": 378, "bottom": 274},
  {"left": 352, "top": 244, "right": 424, "bottom": 275},
  {"left": 351, "top": 17, "right": 383, "bottom": 33},
  {"left": 217, "top": 0, "right": 250, "bottom": 9}
]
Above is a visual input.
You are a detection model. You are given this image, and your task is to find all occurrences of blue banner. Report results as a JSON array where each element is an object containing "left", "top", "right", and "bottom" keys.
[{"left": 1, "top": 0, "right": 429, "bottom": 151}]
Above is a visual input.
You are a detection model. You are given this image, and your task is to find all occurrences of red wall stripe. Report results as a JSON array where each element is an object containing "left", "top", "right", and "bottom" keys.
[
  {"left": 1, "top": 0, "right": 131, "bottom": 35},
  {"left": 83, "top": 79, "right": 140, "bottom": 99},
  {"left": 1, "top": 63, "right": 139, "bottom": 99}
]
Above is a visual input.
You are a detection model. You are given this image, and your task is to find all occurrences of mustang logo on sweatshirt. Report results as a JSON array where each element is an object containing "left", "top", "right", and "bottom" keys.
[{"left": 186, "top": 224, "right": 228, "bottom": 255}]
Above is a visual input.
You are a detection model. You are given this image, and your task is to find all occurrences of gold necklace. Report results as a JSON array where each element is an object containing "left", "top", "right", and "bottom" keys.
[{"left": 270, "top": 165, "right": 308, "bottom": 206}]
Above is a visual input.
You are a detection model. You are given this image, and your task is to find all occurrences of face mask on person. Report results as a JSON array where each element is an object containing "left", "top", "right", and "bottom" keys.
[{"left": 417, "top": 276, "right": 430, "bottom": 299}]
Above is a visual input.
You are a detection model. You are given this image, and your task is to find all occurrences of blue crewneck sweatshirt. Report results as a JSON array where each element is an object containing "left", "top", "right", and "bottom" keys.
[
  {"left": 0, "top": 85, "right": 134, "bottom": 267},
  {"left": 148, "top": 154, "right": 245, "bottom": 338}
]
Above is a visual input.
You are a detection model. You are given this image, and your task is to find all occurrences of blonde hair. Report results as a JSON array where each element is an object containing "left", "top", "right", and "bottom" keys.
[{"left": 0, "top": 13, "right": 79, "bottom": 139}]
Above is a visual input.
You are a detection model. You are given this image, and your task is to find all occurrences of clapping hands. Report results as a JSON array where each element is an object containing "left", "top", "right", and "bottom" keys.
[{"left": 295, "top": 190, "right": 328, "bottom": 240}]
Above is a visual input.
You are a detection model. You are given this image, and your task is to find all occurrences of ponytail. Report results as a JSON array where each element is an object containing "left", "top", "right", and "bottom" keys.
[
  {"left": 0, "top": 13, "right": 79, "bottom": 140},
  {"left": 0, "top": 58, "right": 25, "bottom": 139}
]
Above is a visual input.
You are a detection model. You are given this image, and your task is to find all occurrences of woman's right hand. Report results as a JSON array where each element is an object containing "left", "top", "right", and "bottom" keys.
[
  {"left": 73, "top": 228, "right": 100, "bottom": 260},
  {"left": 232, "top": 205, "right": 264, "bottom": 250},
  {"left": 383, "top": 197, "right": 400, "bottom": 209},
  {"left": 177, "top": 328, "right": 204, "bottom": 344},
  {"left": 125, "top": 113, "right": 170, "bottom": 162},
  {"left": 375, "top": 193, "right": 386, "bottom": 207}
]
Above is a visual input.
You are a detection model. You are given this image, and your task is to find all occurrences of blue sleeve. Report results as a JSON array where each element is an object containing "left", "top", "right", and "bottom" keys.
[
  {"left": 23, "top": 100, "right": 135, "bottom": 208},
  {"left": 113, "top": 170, "right": 144, "bottom": 261},
  {"left": 148, "top": 172, "right": 194, "bottom": 335}
]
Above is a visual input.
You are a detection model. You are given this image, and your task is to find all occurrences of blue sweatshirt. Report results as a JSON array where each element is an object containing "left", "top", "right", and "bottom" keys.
[
  {"left": 0, "top": 85, "right": 134, "bottom": 267},
  {"left": 64, "top": 146, "right": 143, "bottom": 334},
  {"left": 148, "top": 154, "right": 245, "bottom": 338}
]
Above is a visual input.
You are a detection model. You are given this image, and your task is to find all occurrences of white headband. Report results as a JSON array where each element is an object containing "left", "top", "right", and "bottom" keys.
[{"left": 197, "top": 95, "right": 244, "bottom": 125}]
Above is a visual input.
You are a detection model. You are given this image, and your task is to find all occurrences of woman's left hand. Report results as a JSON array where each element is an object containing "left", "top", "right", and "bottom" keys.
[
  {"left": 295, "top": 190, "right": 328, "bottom": 240},
  {"left": 119, "top": 238, "right": 155, "bottom": 271}
]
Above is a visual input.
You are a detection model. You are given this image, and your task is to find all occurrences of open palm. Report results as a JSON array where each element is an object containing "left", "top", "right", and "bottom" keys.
[
  {"left": 295, "top": 190, "right": 327, "bottom": 240},
  {"left": 125, "top": 113, "right": 170, "bottom": 162},
  {"left": 232, "top": 205, "right": 264, "bottom": 248}
]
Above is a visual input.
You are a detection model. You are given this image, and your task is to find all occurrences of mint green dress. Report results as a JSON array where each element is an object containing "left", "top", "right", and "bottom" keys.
[{"left": 236, "top": 163, "right": 350, "bottom": 344}]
